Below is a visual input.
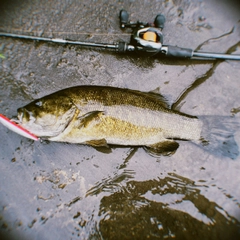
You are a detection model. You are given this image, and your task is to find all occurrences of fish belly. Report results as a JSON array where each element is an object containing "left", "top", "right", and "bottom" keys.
[{"left": 49, "top": 108, "right": 202, "bottom": 146}]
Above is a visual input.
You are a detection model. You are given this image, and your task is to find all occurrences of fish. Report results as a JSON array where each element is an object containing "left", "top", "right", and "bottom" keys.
[
  {"left": 5, "top": 85, "right": 238, "bottom": 158},
  {"left": 15, "top": 85, "right": 205, "bottom": 155}
]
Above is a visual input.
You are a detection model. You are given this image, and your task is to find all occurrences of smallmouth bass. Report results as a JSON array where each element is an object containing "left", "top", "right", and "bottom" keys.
[{"left": 16, "top": 85, "right": 204, "bottom": 154}]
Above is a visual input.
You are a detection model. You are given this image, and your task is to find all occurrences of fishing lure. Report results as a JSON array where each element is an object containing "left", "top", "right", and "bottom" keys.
[{"left": 0, "top": 114, "right": 38, "bottom": 141}]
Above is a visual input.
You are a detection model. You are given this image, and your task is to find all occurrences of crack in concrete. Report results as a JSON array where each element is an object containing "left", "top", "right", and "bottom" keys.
[{"left": 172, "top": 28, "right": 240, "bottom": 110}]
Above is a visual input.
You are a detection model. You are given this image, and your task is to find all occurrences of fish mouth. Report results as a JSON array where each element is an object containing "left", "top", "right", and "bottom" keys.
[
  {"left": 8, "top": 108, "right": 30, "bottom": 125},
  {"left": 17, "top": 108, "right": 24, "bottom": 123},
  {"left": 10, "top": 116, "right": 20, "bottom": 124},
  {"left": 17, "top": 107, "right": 36, "bottom": 125}
]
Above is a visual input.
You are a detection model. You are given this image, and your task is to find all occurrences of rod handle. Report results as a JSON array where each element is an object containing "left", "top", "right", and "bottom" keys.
[{"left": 161, "top": 45, "right": 193, "bottom": 58}]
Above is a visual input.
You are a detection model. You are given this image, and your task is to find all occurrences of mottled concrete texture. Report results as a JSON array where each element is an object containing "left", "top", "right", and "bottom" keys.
[{"left": 0, "top": 0, "right": 240, "bottom": 239}]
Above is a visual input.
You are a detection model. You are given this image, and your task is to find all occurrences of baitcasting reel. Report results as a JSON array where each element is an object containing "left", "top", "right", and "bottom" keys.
[{"left": 119, "top": 9, "right": 165, "bottom": 56}]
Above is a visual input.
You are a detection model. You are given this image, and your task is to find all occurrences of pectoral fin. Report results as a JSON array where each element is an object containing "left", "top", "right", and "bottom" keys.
[
  {"left": 76, "top": 111, "right": 104, "bottom": 128},
  {"left": 144, "top": 141, "right": 179, "bottom": 156}
]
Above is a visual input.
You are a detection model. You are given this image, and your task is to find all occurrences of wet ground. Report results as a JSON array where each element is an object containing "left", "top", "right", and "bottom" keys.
[{"left": 0, "top": 0, "right": 240, "bottom": 239}]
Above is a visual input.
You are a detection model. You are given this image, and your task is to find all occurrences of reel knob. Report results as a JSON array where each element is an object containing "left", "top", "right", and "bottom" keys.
[
  {"left": 119, "top": 10, "right": 129, "bottom": 29},
  {"left": 154, "top": 14, "right": 165, "bottom": 30}
]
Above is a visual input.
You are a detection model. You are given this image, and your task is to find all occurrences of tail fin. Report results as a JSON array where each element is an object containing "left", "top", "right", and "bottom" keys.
[{"left": 198, "top": 116, "right": 240, "bottom": 160}]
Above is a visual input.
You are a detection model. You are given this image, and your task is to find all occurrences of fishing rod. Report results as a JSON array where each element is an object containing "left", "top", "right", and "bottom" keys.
[{"left": 0, "top": 10, "right": 240, "bottom": 61}]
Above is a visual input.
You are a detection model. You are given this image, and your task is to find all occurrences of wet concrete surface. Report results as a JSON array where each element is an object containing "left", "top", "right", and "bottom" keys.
[{"left": 0, "top": 0, "right": 240, "bottom": 239}]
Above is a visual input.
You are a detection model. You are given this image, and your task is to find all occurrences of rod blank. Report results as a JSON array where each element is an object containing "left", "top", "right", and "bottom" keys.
[
  {"left": 0, "top": 32, "right": 118, "bottom": 50},
  {"left": 192, "top": 51, "right": 240, "bottom": 60}
]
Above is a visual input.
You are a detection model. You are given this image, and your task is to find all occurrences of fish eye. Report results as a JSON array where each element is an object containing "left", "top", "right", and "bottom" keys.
[{"left": 35, "top": 101, "right": 43, "bottom": 107}]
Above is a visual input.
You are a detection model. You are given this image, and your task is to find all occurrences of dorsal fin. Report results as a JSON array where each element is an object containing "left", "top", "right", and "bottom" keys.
[
  {"left": 126, "top": 87, "right": 170, "bottom": 109},
  {"left": 147, "top": 90, "right": 170, "bottom": 109}
]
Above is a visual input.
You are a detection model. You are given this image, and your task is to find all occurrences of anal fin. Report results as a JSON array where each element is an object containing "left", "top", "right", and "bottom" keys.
[
  {"left": 85, "top": 139, "right": 112, "bottom": 154},
  {"left": 85, "top": 138, "right": 109, "bottom": 147},
  {"left": 144, "top": 141, "right": 179, "bottom": 157}
]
